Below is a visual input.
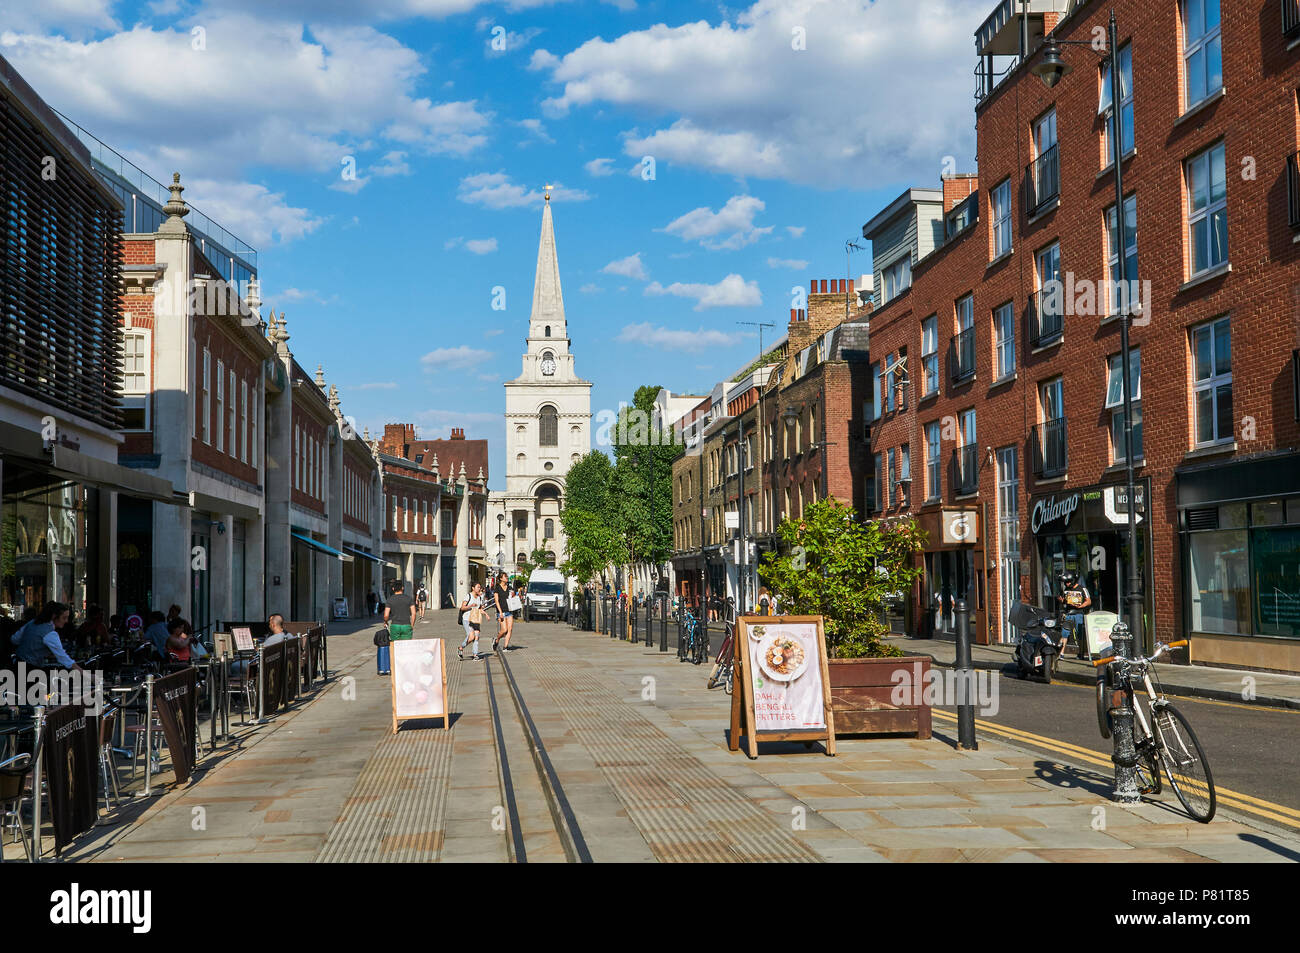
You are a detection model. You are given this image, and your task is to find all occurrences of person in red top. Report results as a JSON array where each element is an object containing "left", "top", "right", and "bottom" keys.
[{"left": 165, "top": 618, "right": 192, "bottom": 662}]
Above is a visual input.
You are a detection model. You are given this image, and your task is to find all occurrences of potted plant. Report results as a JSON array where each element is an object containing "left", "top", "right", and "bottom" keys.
[{"left": 759, "top": 499, "right": 932, "bottom": 738}]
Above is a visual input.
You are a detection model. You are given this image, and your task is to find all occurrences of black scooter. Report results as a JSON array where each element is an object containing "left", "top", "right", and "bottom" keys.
[{"left": 1007, "top": 601, "right": 1064, "bottom": 683}]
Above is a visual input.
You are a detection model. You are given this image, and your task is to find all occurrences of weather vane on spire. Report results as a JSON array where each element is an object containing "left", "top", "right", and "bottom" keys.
[{"left": 544, "top": 183, "right": 553, "bottom": 202}]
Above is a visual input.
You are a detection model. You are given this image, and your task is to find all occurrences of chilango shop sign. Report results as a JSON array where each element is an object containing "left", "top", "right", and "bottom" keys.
[{"left": 1031, "top": 492, "right": 1081, "bottom": 534}]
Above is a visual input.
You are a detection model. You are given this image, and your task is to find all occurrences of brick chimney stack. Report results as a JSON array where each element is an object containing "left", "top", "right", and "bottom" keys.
[
  {"left": 450, "top": 427, "right": 465, "bottom": 440},
  {"left": 942, "top": 172, "right": 978, "bottom": 213}
]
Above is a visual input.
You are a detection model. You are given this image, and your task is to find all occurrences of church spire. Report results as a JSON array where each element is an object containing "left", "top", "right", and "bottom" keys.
[{"left": 529, "top": 190, "right": 565, "bottom": 334}]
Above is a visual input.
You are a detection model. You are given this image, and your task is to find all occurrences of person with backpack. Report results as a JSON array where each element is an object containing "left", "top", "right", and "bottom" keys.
[
  {"left": 457, "top": 583, "right": 485, "bottom": 661},
  {"left": 416, "top": 583, "right": 429, "bottom": 622}
]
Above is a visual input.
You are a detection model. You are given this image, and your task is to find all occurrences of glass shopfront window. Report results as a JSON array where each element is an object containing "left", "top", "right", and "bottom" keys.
[
  {"left": 2, "top": 480, "right": 96, "bottom": 620},
  {"left": 1183, "top": 498, "right": 1300, "bottom": 638}
]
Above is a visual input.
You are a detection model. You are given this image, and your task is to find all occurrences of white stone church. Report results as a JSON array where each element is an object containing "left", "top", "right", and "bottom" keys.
[{"left": 485, "top": 191, "right": 592, "bottom": 575}]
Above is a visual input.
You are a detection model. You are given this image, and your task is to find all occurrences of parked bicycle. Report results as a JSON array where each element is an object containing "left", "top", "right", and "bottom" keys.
[
  {"left": 1094, "top": 639, "right": 1215, "bottom": 823},
  {"left": 706, "top": 598, "right": 737, "bottom": 693}
]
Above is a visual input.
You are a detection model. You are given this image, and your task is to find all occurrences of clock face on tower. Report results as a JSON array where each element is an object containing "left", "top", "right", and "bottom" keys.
[{"left": 541, "top": 356, "right": 556, "bottom": 376}]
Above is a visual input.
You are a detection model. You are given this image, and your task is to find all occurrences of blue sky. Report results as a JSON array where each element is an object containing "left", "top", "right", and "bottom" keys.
[{"left": 0, "top": 0, "right": 991, "bottom": 488}]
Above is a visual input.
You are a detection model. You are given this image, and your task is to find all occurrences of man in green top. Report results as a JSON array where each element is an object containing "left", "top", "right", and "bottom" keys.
[{"left": 384, "top": 580, "right": 416, "bottom": 641}]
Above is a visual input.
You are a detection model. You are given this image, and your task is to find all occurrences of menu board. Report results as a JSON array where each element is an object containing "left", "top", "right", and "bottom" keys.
[
  {"left": 390, "top": 639, "right": 448, "bottom": 732},
  {"left": 730, "top": 616, "right": 835, "bottom": 759}
]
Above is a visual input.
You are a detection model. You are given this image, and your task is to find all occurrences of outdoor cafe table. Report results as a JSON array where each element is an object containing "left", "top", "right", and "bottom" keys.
[{"left": 0, "top": 717, "right": 35, "bottom": 761}]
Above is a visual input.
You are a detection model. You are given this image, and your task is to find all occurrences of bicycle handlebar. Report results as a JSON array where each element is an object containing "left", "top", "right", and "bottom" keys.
[{"left": 1093, "top": 639, "right": 1189, "bottom": 669}]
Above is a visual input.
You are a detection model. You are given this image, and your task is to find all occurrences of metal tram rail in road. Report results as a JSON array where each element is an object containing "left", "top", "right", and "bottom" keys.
[{"left": 482, "top": 650, "right": 593, "bottom": 863}]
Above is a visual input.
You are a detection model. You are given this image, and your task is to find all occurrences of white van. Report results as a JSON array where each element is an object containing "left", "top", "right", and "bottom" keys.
[{"left": 524, "top": 568, "right": 567, "bottom": 622}]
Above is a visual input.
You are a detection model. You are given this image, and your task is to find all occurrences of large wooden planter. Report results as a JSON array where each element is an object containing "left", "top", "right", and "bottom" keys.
[{"left": 828, "top": 656, "right": 932, "bottom": 739}]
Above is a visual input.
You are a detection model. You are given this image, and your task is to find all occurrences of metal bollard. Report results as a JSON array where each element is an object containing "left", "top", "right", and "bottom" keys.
[
  {"left": 954, "top": 598, "right": 977, "bottom": 750},
  {"left": 700, "top": 612, "right": 709, "bottom": 665},
  {"left": 645, "top": 601, "right": 653, "bottom": 646},
  {"left": 659, "top": 596, "right": 668, "bottom": 653},
  {"left": 30, "top": 705, "right": 45, "bottom": 862},
  {"left": 1106, "top": 621, "right": 1142, "bottom": 803},
  {"left": 143, "top": 674, "right": 155, "bottom": 797},
  {"left": 630, "top": 603, "right": 638, "bottom": 643}
]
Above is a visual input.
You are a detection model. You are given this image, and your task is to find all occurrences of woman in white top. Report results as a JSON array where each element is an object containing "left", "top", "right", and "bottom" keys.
[{"left": 458, "top": 583, "right": 485, "bottom": 661}]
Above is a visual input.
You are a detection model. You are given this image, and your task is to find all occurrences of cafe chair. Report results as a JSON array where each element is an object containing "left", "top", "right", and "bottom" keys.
[
  {"left": 0, "top": 753, "right": 34, "bottom": 862},
  {"left": 125, "top": 714, "right": 164, "bottom": 781},
  {"left": 97, "top": 708, "right": 121, "bottom": 812}
]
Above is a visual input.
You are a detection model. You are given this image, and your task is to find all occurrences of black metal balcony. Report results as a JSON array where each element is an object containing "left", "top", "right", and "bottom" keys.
[
  {"left": 1288, "top": 151, "right": 1300, "bottom": 230},
  {"left": 950, "top": 327, "right": 975, "bottom": 384},
  {"left": 951, "top": 445, "right": 980, "bottom": 495},
  {"left": 1032, "top": 418, "right": 1068, "bottom": 479},
  {"left": 1027, "top": 291, "right": 1064, "bottom": 349},
  {"left": 1285, "top": 0, "right": 1300, "bottom": 39},
  {"left": 1025, "top": 143, "right": 1059, "bottom": 215}
]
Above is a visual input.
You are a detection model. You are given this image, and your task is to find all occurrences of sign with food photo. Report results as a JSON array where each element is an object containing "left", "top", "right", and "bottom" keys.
[{"left": 745, "top": 621, "right": 825, "bottom": 731}]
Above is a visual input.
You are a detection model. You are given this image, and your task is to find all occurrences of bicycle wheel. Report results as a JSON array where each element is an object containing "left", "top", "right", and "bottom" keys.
[
  {"left": 707, "top": 636, "right": 732, "bottom": 689},
  {"left": 1153, "top": 704, "right": 1215, "bottom": 823}
]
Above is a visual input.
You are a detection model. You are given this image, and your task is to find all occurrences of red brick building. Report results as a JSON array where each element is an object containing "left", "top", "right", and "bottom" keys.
[{"left": 866, "top": 0, "right": 1300, "bottom": 671}]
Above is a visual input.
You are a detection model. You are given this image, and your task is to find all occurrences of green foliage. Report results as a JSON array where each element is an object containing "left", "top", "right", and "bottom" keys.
[
  {"left": 609, "top": 384, "right": 676, "bottom": 569},
  {"left": 759, "top": 499, "right": 927, "bottom": 659},
  {"left": 560, "top": 451, "right": 626, "bottom": 583}
]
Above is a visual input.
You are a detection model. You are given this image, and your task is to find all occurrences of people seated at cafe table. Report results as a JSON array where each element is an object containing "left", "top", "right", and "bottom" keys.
[
  {"left": 165, "top": 618, "right": 193, "bottom": 662},
  {"left": 260, "top": 614, "right": 289, "bottom": 648},
  {"left": 143, "top": 611, "right": 170, "bottom": 660},
  {"left": 10, "top": 601, "right": 83, "bottom": 672}
]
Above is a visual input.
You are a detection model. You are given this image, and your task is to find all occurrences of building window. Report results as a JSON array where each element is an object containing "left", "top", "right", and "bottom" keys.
[
  {"left": 867, "top": 453, "right": 880, "bottom": 514},
  {"left": 1186, "top": 142, "right": 1227, "bottom": 276},
  {"left": 1033, "top": 242, "right": 1063, "bottom": 347},
  {"left": 391, "top": 493, "right": 397, "bottom": 531},
  {"left": 215, "top": 360, "right": 225, "bottom": 452},
  {"left": 899, "top": 444, "right": 911, "bottom": 507},
  {"left": 996, "top": 446, "right": 1021, "bottom": 643},
  {"left": 539, "top": 404, "right": 558, "bottom": 446},
  {"left": 1027, "top": 107, "right": 1059, "bottom": 212},
  {"left": 121, "top": 332, "right": 149, "bottom": 430},
  {"left": 1035, "top": 378, "right": 1067, "bottom": 478},
  {"left": 881, "top": 255, "right": 911, "bottom": 303},
  {"left": 886, "top": 448, "right": 896, "bottom": 509},
  {"left": 921, "top": 315, "right": 938, "bottom": 397},
  {"left": 1192, "top": 316, "right": 1232, "bottom": 447},
  {"left": 952, "top": 294, "right": 975, "bottom": 382},
  {"left": 250, "top": 387, "right": 258, "bottom": 469},
  {"left": 868, "top": 362, "right": 882, "bottom": 420},
  {"left": 991, "top": 178, "right": 1012, "bottom": 258},
  {"left": 884, "top": 352, "right": 896, "bottom": 414},
  {"left": 240, "top": 379, "right": 248, "bottom": 463},
  {"left": 202, "top": 348, "right": 211, "bottom": 445},
  {"left": 994, "top": 302, "right": 1015, "bottom": 380},
  {"left": 955, "top": 409, "right": 978, "bottom": 495},
  {"left": 294, "top": 426, "right": 300, "bottom": 489},
  {"left": 1182, "top": 0, "right": 1222, "bottom": 110},
  {"left": 1105, "top": 194, "right": 1139, "bottom": 317},
  {"left": 1105, "top": 348, "right": 1144, "bottom": 462},
  {"left": 544, "top": 518, "right": 555, "bottom": 539},
  {"left": 443, "top": 508, "right": 455, "bottom": 540},
  {"left": 401, "top": 497, "right": 408, "bottom": 533},
  {"left": 1099, "top": 42, "right": 1134, "bottom": 161},
  {"left": 228, "top": 369, "right": 237, "bottom": 459},
  {"left": 926, "top": 421, "right": 942, "bottom": 502}
]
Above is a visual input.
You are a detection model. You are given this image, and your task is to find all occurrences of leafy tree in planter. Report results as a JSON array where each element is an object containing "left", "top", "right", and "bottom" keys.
[
  {"left": 560, "top": 451, "right": 626, "bottom": 584},
  {"left": 759, "top": 498, "right": 927, "bottom": 658}
]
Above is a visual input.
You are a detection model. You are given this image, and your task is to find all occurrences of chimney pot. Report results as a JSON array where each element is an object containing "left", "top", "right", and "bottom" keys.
[{"left": 819, "top": 279, "right": 827, "bottom": 294}]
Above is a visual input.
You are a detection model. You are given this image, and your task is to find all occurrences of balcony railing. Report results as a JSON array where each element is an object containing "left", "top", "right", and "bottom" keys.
[
  {"left": 1025, "top": 143, "right": 1059, "bottom": 215},
  {"left": 1028, "top": 291, "right": 1064, "bottom": 349},
  {"left": 1285, "top": 0, "right": 1300, "bottom": 39},
  {"left": 950, "top": 327, "right": 976, "bottom": 384},
  {"left": 1032, "top": 418, "right": 1068, "bottom": 479},
  {"left": 1288, "top": 151, "right": 1300, "bottom": 230},
  {"left": 951, "top": 445, "right": 980, "bottom": 495}
]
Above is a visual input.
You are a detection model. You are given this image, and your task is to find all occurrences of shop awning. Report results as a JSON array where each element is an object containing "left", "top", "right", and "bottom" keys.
[
  {"left": 343, "top": 546, "right": 398, "bottom": 569},
  {"left": 0, "top": 419, "right": 183, "bottom": 505},
  {"left": 292, "top": 533, "right": 354, "bottom": 562}
]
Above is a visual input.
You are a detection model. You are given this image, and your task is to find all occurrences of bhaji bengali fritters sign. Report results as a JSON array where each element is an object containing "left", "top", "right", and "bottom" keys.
[{"left": 746, "top": 621, "right": 825, "bottom": 731}]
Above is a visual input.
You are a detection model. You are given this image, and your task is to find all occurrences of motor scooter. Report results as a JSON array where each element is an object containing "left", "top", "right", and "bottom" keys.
[{"left": 1007, "top": 601, "right": 1064, "bottom": 683}]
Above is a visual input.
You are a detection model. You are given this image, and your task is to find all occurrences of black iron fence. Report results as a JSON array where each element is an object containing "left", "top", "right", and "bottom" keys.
[
  {"left": 1025, "top": 142, "right": 1059, "bottom": 215},
  {"left": 1028, "top": 290, "right": 1064, "bottom": 349},
  {"left": 1032, "top": 418, "right": 1068, "bottom": 479},
  {"left": 950, "top": 327, "right": 975, "bottom": 383},
  {"left": 952, "top": 444, "right": 980, "bottom": 495}
]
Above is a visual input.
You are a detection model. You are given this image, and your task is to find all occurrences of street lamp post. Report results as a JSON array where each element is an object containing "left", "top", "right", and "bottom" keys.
[{"left": 1033, "top": 8, "right": 1142, "bottom": 804}]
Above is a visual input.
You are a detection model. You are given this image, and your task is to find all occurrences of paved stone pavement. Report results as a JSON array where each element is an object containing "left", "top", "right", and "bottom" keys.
[{"left": 49, "top": 612, "right": 1300, "bottom": 862}]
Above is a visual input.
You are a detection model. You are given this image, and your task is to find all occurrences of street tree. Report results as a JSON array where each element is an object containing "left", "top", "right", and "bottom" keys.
[{"left": 559, "top": 450, "right": 625, "bottom": 583}]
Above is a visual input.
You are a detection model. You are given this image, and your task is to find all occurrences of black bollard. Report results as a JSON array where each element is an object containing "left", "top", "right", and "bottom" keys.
[
  {"left": 659, "top": 595, "right": 668, "bottom": 653},
  {"left": 1106, "top": 621, "right": 1142, "bottom": 803},
  {"left": 954, "top": 598, "right": 977, "bottom": 750}
]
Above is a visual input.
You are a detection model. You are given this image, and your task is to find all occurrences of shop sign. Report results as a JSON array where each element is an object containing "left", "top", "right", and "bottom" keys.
[
  {"left": 941, "top": 509, "right": 978, "bottom": 545},
  {"left": 1030, "top": 492, "right": 1081, "bottom": 534}
]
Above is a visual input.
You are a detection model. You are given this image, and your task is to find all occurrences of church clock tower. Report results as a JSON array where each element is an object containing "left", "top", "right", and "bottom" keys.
[{"left": 488, "top": 188, "right": 592, "bottom": 573}]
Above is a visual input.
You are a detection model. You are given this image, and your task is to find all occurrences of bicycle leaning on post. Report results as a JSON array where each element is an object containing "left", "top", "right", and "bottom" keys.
[{"left": 1094, "top": 639, "right": 1216, "bottom": 823}]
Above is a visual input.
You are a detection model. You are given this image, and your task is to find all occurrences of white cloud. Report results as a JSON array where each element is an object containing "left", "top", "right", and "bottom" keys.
[
  {"left": 601, "top": 252, "right": 648, "bottom": 281},
  {"left": 456, "top": 172, "right": 590, "bottom": 209},
  {"left": 0, "top": 14, "right": 491, "bottom": 228},
  {"left": 786, "top": 225, "right": 806, "bottom": 238},
  {"left": 661, "top": 195, "right": 772, "bottom": 250},
  {"left": 618, "top": 322, "right": 744, "bottom": 350},
  {"left": 274, "top": 287, "right": 339, "bottom": 306},
  {"left": 532, "top": 0, "right": 983, "bottom": 187},
  {"left": 0, "top": 0, "right": 117, "bottom": 37},
  {"left": 421, "top": 346, "right": 495, "bottom": 369},
  {"left": 766, "top": 257, "right": 808, "bottom": 270},
  {"left": 465, "top": 238, "right": 499, "bottom": 254},
  {"left": 355, "top": 381, "right": 399, "bottom": 390},
  {"left": 189, "top": 178, "right": 325, "bottom": 247},
  {"left": 584, "top": 157, "right": 615, "bottom": 177},
  {"left": 643, "top": 273, "right": 761, "bottom": 311},
  {"left": 579, "top": 283, "right": 601, "bottom": 293},
  {"left": 483, "top": 328, "right": 504, "bottom": 336},
  {"left": 484, "top": 24, "right": 544, "bottom": 57},
  {"left": 513, "top": 118, "right": 554, "bottom": 144}
]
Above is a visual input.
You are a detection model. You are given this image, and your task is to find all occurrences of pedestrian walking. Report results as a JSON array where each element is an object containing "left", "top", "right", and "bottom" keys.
[
  {"left": 366, "top": 589, "right": 377, "bottom": 617},
  {"left": 492, "top": 570, "right": 515, "bottom": 653},
  {"left": 458, "top": 583, "right": 486, "bottom": 660},
  {"left": 416, "top": 582, "right": 429, "bottom": 622},
  {"left": 384, "top": 580, "right": 416, "bottom": 643}
]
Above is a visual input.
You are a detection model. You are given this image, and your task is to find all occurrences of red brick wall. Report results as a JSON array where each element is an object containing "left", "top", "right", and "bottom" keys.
[
  {"left": 290, "top": 407, "right": 328, "bottom": 514},
  {"left": 123, "top": 240, "right": 153, "bottom": 265},
  {"left": 191, "top": 316, "right": 260, "bottom": 485}
]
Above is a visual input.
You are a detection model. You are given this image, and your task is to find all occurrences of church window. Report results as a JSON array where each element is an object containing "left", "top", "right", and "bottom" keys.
[
  {"left": 545, "top": 326, "right": 551, "bottom": 337},
  {"left": 539, "top": 405, "right": 558, "bottom": 446},
  {"left": 544, "top": 518, "right": 554, "bottom": 539}
]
